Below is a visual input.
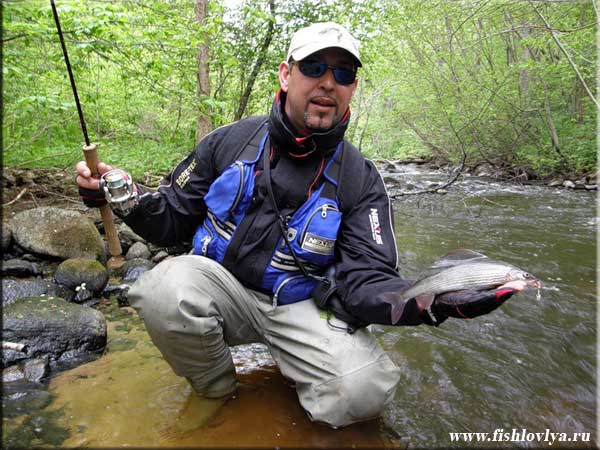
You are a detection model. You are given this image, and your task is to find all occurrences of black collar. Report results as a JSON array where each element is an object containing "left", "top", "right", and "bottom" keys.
[{"left": 268, "top": 90, "right": 350, "bottom": 158}]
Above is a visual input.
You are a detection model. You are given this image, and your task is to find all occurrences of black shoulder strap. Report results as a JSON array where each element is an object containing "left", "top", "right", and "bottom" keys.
[
  {"left": 235, "top": 120, "right": 268, "bottom": 162},
  {"left": 214, "top": 116, "right": 268, "bottom": 172},
  {"left": 324, "top": 141, "right": 365, "bottom": 213},
  {"left": 321, "top": 145, "right": 342, "bottom": 200}
]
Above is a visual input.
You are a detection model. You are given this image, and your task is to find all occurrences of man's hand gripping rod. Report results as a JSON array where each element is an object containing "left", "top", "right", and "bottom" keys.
[{"left": 50, "top": 0, "right": 124, "bottom": 268}]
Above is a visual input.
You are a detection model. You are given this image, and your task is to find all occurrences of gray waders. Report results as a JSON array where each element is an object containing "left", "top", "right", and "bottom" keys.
[{"left": 128, "top": 255, "right": 400, "bottom": 427}]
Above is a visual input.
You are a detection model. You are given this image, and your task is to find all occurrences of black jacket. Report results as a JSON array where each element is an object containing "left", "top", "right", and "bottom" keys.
[{"left": 123, "top": 91, "right": 425, "bottom": 327}]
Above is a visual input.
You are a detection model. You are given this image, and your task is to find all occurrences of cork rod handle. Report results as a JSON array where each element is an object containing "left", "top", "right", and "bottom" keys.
[{"left": 83, "top": 144, "right": 124, "bottom": 264}]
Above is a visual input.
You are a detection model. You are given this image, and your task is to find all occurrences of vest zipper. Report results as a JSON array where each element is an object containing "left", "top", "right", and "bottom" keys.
[
  {"left": 299, "top": 204, "right": 339, "bottom": 245},
  {"left": 200, "top": 226, "right": 213, "bottom": 256},
  {"left": 230, "top": 161, "right": 245, "bottom": 213}
]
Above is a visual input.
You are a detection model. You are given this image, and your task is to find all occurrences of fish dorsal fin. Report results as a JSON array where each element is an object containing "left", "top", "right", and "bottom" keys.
[{"left": 430, "top": 249, "right": 489, "bottom": 269}]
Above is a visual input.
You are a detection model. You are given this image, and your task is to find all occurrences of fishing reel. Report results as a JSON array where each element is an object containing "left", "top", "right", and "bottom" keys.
[{"left": 100, "top": 169, "right": 138, "bottom": 215}]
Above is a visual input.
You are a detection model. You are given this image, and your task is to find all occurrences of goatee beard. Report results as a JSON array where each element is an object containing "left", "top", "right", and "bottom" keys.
[{"left": 304, "top": 111, "right": 338, "bottom": 131}]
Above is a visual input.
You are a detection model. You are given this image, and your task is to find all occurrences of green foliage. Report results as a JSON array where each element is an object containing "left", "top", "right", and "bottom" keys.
[{"left": 3, "top": 0, "right": 596, "bottom": 179}]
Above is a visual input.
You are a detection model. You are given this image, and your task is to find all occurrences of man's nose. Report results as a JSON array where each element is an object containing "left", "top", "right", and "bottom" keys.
[{"left": 317, "top": 67, "right": 336, "bottom": 90}]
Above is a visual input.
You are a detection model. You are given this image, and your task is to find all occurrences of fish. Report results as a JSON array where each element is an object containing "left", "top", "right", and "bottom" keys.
[{"left": 387, "top": 249, "right": 541, "bottom": 324}]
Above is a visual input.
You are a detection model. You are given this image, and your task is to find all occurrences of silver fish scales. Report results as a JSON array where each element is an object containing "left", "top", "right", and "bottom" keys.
[
  {"left": 388, "top": 249, "right": 541, "bottom": 324},
  {"left": 399, "top": 261, "right": 535, "bottom": 302}
]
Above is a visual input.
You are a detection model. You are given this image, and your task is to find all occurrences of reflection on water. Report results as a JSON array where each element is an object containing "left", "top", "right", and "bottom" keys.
[{"left": 3, "top": 167, "right": 596, "bottom": 448}]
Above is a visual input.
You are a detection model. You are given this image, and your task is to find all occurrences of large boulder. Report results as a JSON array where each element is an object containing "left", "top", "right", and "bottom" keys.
[
  {"left": 2, "top": 296, "right": 107, "bottom": 368},
  {"left": 10, "top": 207, "right": 105, "bottom": 262},
  {"left": 54, "top": 258, "right": 109, "bottom": 295}
]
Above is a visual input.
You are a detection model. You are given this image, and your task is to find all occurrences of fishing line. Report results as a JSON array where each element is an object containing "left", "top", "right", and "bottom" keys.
[{"left": 49, "top": 0, "right": 91, "bottom": 146}]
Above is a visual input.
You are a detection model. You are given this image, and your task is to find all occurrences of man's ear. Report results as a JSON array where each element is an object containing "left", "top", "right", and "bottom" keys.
[{"left": 279, "top": 61, "right": 291, "bottom": 93}]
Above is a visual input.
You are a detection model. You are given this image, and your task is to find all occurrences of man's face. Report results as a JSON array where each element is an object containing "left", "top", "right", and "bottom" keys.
[{"left": 279, "top": 48, "right": 358, "bottom": 134}]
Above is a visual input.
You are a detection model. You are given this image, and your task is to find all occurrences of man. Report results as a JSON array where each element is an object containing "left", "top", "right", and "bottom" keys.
[{"left": 76, "top": 22, "right": 526, "bottom": 427}]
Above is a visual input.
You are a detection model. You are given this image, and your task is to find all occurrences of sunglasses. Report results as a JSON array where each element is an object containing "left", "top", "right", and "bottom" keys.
[{"left": 296, "top": 61, "right": 357, "bottom": 85}]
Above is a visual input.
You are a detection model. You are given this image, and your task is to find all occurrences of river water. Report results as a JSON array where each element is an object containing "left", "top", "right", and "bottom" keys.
[{"left": 3, "top": 165, "right": 597, "bottom": 448}]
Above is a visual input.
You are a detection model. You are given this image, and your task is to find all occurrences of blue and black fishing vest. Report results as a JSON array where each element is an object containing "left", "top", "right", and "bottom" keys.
[{"left": 192, "top": 122, "right": 345, "bottom": 305}]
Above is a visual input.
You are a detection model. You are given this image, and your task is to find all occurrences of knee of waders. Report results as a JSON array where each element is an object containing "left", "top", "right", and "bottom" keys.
[
  {"left": 127, "top": 255, "right": 212, "bottom": 314},
  {"left": 304, "top": 355, "right": 401, "bottom": 428}
]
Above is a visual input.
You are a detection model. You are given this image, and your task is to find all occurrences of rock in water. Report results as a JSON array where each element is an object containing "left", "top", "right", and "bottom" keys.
[
  {"left": 3, "top": 358, "right": 50, "bottom": 383},
  {"left": 122, "top": 258, "right": 154, "bottom": 283},
  {"left": 117, "top": 222, "right": 146, "bottom": 250},
  {"left": 2, "top": 296, "right": 107, "bottom": 367},
  {"left": 54, "top": 258, "right": 109, "bottom": 295},
  {"left": 10, "top": 207, "right": 105, "bottom": 262},
  {"left": 1, "top": 259, "right": 40, "bottom": 278},
  {"left": 2, "top": 279, "right": 74, "bottom": 306},
  {"left": 125, "top": 242, "right": 151, "bottom": 260}
]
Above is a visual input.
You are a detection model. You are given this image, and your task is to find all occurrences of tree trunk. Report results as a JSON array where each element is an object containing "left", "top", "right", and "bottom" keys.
[
  {"left": 235, "top": 0, "right": 275, "bottom": 120},
  {"left": 502, "top": 11, "right": 516, "bottom": 65},
  {"left": 573, "top": 7, "right": 587, "bottom": 124},
  {"left": 519, "top": 22, "right": 531, "bottom": 103},
  {"left": 196, "top": 0, "right": 212, "bottom": 143}
]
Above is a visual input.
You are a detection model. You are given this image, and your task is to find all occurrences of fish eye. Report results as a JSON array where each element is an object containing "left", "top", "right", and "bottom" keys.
[{"left": 523, "top": 272, "right": 532, "bottom": 279}]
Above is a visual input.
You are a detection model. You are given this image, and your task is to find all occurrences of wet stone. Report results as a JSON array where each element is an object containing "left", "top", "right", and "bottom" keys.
[
  {"left": 3, "top": 385, "right": 52, "bottom": 418},
  {"left": 377, "top": 160, "right": 397, "bottom": 172},
  {"left": 73, "top": 287, "right": 94, "bottom": 304},
  {"left": 2, "top": 296, "right": 107, "bottom": 368},
  {"left": 23, "top": 358, "right": 50, "bottom": 382},
  {"left": 54, "top": 258, "right": 109, "bottom": 295},
  {"left": 151, "top": 250, "right": 169, "bottom": 264},
  {"left": 126, "top": 242, "right": 151, "bottom": 260},
  {"left": 102, "top": 284, "right": 131, "bottom": 307},
  {"left": 3, "top": 365, "right": 26, "bottom": 383},
  {"left": 2, "top": 279, "right": 75, "bottom": 306},
  {"left": 122, "top": 258, "right": 154, "bottom": 283},
  {"left": 2, "top": 259, "right": 40, "bottom": 278},
  {"left": 21, "top": 253, "right": 41, "bottom": 262},
  {"left": 118, "top": 223, "right": 146, "bottom": 250},
  {"left": 383, "top": 176, "right": 401, "bottom": 188}
]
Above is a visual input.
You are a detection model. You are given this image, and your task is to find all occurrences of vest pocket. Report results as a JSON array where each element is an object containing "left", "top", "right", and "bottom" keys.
[
  {"left": 203, "top": 162, "right": 245, "bottom": 222},
  {"left": 273, "top": 274, "right": 316, "bottom": 305},
  {"left": 296, "top": 203, "right": 342, "bottom": 265}
]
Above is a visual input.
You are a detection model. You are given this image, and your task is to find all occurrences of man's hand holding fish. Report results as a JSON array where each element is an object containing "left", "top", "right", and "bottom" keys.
[{"left": 383, "top": 249, "right": 541, "bottom": 326}]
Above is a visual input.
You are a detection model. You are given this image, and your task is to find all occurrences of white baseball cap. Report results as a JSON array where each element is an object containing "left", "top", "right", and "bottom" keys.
[{"left": 286, "top": 22, "right": 362, "bottom": 67}]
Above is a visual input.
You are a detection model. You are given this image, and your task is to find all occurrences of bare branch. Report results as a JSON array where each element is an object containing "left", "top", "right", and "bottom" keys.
[
  {"left": 529, "top": 0, "right": 599, "bottom": 109},
  {"left": 3, "top": 188, "right": 28, "bottom": 207}
]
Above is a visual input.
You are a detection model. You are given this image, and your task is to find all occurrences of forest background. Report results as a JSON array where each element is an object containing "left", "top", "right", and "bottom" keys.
[{"left": 3, "top": 0, "right": 597, "bottom": 181}]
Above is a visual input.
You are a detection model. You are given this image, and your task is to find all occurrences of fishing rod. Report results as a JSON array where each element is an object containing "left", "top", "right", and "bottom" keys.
[{"left": 49, "top": 0, "right": 124, "bottom": 267}]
